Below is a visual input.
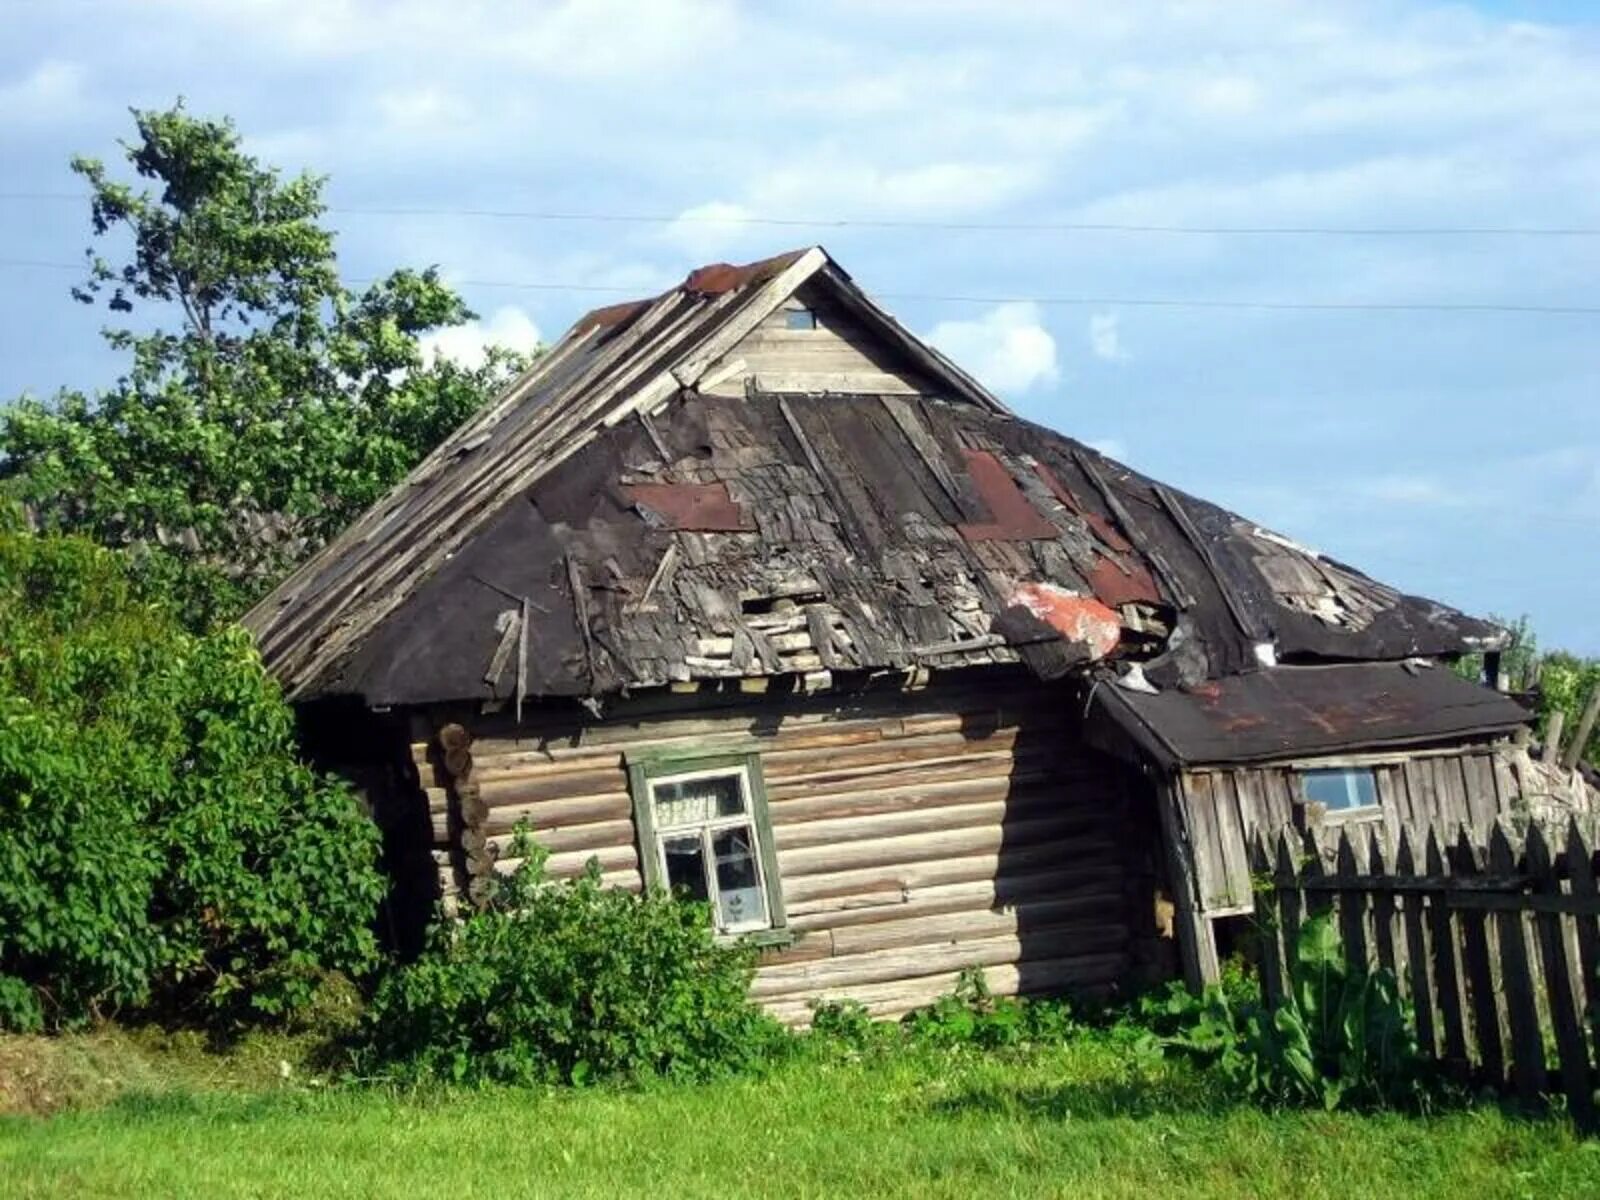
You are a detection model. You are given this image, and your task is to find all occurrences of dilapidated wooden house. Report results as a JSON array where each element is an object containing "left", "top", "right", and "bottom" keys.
[{"left": 247, "top": 246, "right": 1565, "bottom": 1016}]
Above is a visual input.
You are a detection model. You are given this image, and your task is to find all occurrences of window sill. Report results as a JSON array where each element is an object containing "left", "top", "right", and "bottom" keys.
[
  {"left": 1320, "top": 806, "right": 1384, "bottom": 826},
  {"left": 720, "top": 926, "right": 795, "bottom": 950}
]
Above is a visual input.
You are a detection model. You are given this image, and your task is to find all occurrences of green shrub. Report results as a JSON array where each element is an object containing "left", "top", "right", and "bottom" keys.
[
  {"left": 0, "top": 528, "right": 384, "bottom": 1029},
  {"left": 1158, "top": 915, "right": 1428, "bottom": 1111},
  {"left": 357, "top": 841, "right": 784, "bottom": 1086},
  {"left": 900, "top": 969, "right": 1079, "bottom": 1049},
  {"left": 806, "top": 971, "right": 1081, "bottom": 1055}
]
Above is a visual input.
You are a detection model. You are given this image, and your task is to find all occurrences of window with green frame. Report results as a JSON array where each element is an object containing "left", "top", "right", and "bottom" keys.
[{"left": 626, "top": 750, "right": 787, "bottom": 938}]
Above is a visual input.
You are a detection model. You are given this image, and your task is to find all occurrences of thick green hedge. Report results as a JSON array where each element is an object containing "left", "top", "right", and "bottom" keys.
[{"left": 0, "top": 524, "right": 385, "bottom": 1030}]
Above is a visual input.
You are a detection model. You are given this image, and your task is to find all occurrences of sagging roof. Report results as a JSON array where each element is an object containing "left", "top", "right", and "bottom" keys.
[
  {"left": 1087, "top": 662, "right": 1530, "bottom": 767},
  {"left": 244, "top": 246, "right": 1511, "bottom": 737}
]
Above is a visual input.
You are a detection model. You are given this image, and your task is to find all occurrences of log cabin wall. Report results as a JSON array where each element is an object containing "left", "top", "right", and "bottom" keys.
[{"left": 409, "top": 681, "right": 1164, "bottom": 1024}]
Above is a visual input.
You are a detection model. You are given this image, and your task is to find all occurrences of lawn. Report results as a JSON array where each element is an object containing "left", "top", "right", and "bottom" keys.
[{"left": 1, "top": 1033, "right": 1596, "bottom": 1199}]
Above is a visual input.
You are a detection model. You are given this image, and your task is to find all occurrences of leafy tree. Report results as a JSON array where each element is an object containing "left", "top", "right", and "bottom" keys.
[
  {"left": 1455, "top": 616, "right": 1598, "bottom": 766},
  {"left": 0, "top": 103, "right": 532, "bottom": 629},
  {"left": 0, "top": 517, "right": 385, "bottom": 1031}
]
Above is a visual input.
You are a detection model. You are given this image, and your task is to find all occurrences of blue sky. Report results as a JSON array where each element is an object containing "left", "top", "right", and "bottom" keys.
[{"left": 1, "top": 0, "right": 1596, "bottom": 652}]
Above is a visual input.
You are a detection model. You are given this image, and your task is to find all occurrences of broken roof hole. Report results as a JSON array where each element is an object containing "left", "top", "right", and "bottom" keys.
[{"left": 742, "top": 591, "right": 825, "bottom": 615}]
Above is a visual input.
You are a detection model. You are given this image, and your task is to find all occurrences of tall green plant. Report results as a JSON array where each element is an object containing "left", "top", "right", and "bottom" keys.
[
  {"left": 0, "top": 103, "right": 532, "bottom": 629},
  {"left": 1164, "top": 916, "right": 1426, "bottom": 1110},
  {"left": 0, "top": 525, "right": 385, "bottom": 1030}
]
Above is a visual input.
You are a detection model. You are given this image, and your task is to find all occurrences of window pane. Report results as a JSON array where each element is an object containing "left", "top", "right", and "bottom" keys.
[
  {"left": 712, "top": 825, "right": 767, "bottom": 929},
  {"left": 1304, "top": 768, "right": 1378, "bottom": 812},
  {"left": 662, "top": 834, "right": 710, "bottom": 902},
  {"left": 785, "top": 308, "right": 817, "bottom": 330},
  {"left": 652, "top": 772, "right": 745, "bottom": 827}
]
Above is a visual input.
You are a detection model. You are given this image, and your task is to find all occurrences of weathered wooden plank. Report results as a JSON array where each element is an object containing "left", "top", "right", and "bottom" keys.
[
  {"left": 768, "top": 770, "right": 1061, "bottom": 826},
  {"left": 1488, "top": 823, "right": 1545, "bottom": 1105},
  {"left": 763, "top": 952, "right": 1126, "bottom": 1026},
  {"left": 1389, "top": 830, "right": 1431, "bottom": 1055},
  {"left": 783, "top": 853, "right": 1123, "bottom": 907},
  {"left": 827, "top": 896, "right": 1125, "bottom": 957},
  {"left": 1526, "top": 824, "right": 1593, "bottom": 1127},
  {"left": 1248, "top": 833, "right": 1284, "bottom": 1007},
  {"left": 481, "top": 793, "right": 633, "bottom": 836},
  {"left": 1368, "top": 827, "right": 1400, "bottom": 980},
  {"left": 774, "top": 794, "right": 1080, "bottom": 852},
  {"left": 1335, "top": 829, "right": 1372, "bottom": 969},
  {"left": 1565, "top": 820, "right": 1600, "bottom": 1079},
  {"left": 785, "top": 870, "right": 1106, "bottom": 932},
  {"left": 776, "top": 814, "right": 1115, "bottom": 878},
  {"left": 1452, "top": 830, "right": 1506, "bottom": 1086},
  {"left": 751, "top": 926, "right": 1128, "bottom": 999},
  {"left": 485, "top": 818, "right": 636, "bottom": 857},
  {"left": 1425, "top": 829, "right": 1469, "bottom": 1070}
]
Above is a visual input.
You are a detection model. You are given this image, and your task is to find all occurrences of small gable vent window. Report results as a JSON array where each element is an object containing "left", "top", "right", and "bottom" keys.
[
  {"left": 784, "top": 307, "right": 818, "bottom": 331},
  {"left": 628, "top": 752, "right": 787, "bottom": 939},
  {"left": 1301, "top": 767, "right": 1380, "bottom": 819}
]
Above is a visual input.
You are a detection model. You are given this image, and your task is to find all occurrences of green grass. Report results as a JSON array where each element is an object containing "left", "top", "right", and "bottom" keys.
[{"left": 2, "top": 1035, "right": 1596, "bottom": 1199}]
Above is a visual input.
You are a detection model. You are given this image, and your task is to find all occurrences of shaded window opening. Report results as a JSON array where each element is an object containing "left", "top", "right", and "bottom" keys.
[{"left": 785, "top": 307, "right": 818, "bottom": 331}]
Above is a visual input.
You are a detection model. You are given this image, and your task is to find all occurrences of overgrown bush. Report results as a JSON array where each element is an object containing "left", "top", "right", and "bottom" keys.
[
  {"left": 0, "top": 526, "right": 384, "bottom": 1031},
  {"left": 1156, "top": 916, "right": 1429, "bottom": 1110},
  {"left": 357, "top": 840, "right": 783, "bottom": 1086}
]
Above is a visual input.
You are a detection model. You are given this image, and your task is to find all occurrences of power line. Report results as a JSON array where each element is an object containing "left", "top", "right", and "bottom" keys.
[
  {"left": 2, "top": 190, "right": 1599, "bottom": 237},
  {"left": 3, "top": 256, "right": 1597, "bottom": 316}
]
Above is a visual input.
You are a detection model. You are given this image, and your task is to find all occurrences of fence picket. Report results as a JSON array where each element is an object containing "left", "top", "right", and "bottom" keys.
[
  {"left": 1368, "top": 826, "right": 1400, "bottom": 979},
  {"left": 1275, "top": 829, "right": 1304, "bottom": 965},
  {"left": 1488, "top": 822, "right": 1546, "bottom": 1105},
  {"left": 1565, "top": 820, "right": 1600, "bottom": 1072},
  {"left": 1426, "top": 828, "right": 1470, "bottom": 1071},
  {"left": 1249, "top": 833, "right": 1285, "bottom": 1009},
  {"left": 1452, "top": 828, "right": 1506, "bottom": 1087},
  {"left": 1302, "top": 827, "right": 1332, "bottom": 918},
  {"left": 1259, "top": 816, "right": 1600, "bottom": 1113},
  {"left": 1396, "top": 828, "right": 1437, "bottom": 1058},
  {"left": 1526, "top": 823, "right": 1594, "bottom": 1127},
  {"left": 1336, "top": 829, "right": 1371, "bottom": 970}
]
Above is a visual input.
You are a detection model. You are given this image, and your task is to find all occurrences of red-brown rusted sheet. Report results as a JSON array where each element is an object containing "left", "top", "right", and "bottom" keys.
[
  {"left": 1033, "top": 463, "right": 1134, "bottom": 553},
  {"left": 685, "top": 250, "right": 805, "bottom": 296},
  {"left": 1009, "top": 581, "right": 1121, "bottom": 660},
  {"left": 958, "top": 450, "right": 1058, "bottom": 541},
  {"left": 624, "top": 482, "right": 753, "bottom": 531},
  {"left": 1085, "top": 552, "right": 1162, "bottom": 607},
  {"left": 574, "top": 298, "right": 651, "bottom": 333}
]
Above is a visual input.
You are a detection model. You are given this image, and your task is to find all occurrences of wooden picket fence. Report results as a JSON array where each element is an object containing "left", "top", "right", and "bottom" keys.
[{"left": 1249, "top": 818, "right": 1600, "bottom": 1125}]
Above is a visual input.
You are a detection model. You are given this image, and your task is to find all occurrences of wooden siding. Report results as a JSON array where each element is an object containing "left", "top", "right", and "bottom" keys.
[
  {"left": 700, "top": 283, "right": 935, "bottom": 398},
  {"left": 414, "top": 685, "right": 1158, "bottom": 1023},
  {"left": 1175, "top": 743, "right": 1524, "bottom": 917}
]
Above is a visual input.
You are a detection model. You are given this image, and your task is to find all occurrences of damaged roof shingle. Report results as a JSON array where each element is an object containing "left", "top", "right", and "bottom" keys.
[{"left": 243, "top": 247, "right": 1509, "bottom": 718}]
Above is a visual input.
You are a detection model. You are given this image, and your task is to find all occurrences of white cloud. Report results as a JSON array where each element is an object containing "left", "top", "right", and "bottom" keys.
[
  {"left": 662, "top": 201, "right": 756, "bottom": 259},
  {"left": 420, "top": 306, "right": 543, "bottom": 369},
  {"left": 925, "top": 302, "right": 1058, "bottom": 396},
  {"left": 0, "top": 59, "right": 84, "bottom": 124},
  {"left": 1088, "top": 312, "right": 1128, "bottom": 362}
]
